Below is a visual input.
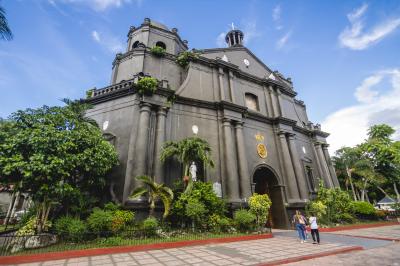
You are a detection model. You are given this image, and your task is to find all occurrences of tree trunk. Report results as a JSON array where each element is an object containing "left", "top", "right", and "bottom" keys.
[
  {"left": 346, "top": 167, "right": 357, "bottom": 201},
  {"left": 377, "top": 186, "right": 389, "bottom": 198},
  {"left": 394, "top": 183, "right": 400, "bottom": 202},
  {"left": 3, "top": 190, "right": 16, "bottom": 225},
  {"left": 9, "top": 192, "right": 21, "bottom": 221}
]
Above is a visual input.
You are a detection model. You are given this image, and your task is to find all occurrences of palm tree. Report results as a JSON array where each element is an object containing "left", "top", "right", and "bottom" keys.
[
  {"left": 333, "top": 147, "right": 359, "bottom": 201},
  {"left": 61, "top": 98, "right": 98, "bottom": 127},
  {"left": 0, "top": 4, "right": 12, "bottom": 41},
  {"left": 160, "top": 137, "right": 215, "bottom": 192},
  {"left": 129, "top": 175, "right": 174, "bottom": 218}
]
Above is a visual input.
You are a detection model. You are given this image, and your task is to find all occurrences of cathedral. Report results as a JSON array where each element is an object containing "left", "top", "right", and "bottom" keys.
[{"left": 86, "top": 18, "right": 339, "bottom": 228}]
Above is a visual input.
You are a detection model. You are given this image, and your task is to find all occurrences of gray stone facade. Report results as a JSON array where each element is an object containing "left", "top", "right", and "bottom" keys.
[{"left": 86, "top": 18, "right": 339, "bottom": 228}]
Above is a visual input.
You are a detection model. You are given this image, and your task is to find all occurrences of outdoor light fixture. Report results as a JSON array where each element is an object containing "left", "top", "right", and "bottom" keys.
[{"left": 192, "top": 125, "right": 199, "bottom": 135}]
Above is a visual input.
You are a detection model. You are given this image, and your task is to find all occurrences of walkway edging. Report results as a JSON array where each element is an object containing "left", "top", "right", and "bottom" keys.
[
  {"left": 258, "top": 246, "right": 364, "bottom": 266},
  {"left": 0, "top": 233, "right": 273, "bottom": 265},
  {"left": 316, "top": 221, "right": 399, "bottom": 232}
]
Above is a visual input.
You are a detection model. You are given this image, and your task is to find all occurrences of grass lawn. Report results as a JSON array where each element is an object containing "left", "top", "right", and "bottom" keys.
[{"left": 4, "top": 231, "right": 255, "bottom": 256}]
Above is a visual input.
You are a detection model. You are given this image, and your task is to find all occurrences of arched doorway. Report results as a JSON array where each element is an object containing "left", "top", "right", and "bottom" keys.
[{"left": 253, "top": 166, "right": 288, "bottom": 229}]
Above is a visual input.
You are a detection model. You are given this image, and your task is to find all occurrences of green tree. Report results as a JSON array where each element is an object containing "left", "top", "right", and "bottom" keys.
[
  {"left": 129, "top": 175, "right": 174, "bottom": 218},
  {"left": 160, "top": 137, "right": 214, "bottom": 192},
  {"left": 0, "top": 103, "right": 118, "bottom": 232},
  {"left": 0, "top": 4, "right": 12, "bottom": 41},
  {"left": 333, "top": 147, "right": 361, "bottom": 201},
  {"left": 360, "top": 124, "right": 400, "bottom": 201}
]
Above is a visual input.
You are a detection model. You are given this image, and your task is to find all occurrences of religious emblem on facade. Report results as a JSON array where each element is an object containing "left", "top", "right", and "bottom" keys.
[
  {"left": 257, "top": 143, "right": 268, "bottom": 158},
  {"left": 255, "top": 133, "right": 264, "bottom": 141}
]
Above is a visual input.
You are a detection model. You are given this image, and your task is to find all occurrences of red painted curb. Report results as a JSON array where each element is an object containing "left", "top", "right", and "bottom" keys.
[
  {"left": 337, "top": 234, "right": 400, "bottom": 242},
  {"left": 258, "top": 246, "right": 364, "bottom": 266},
  {"left": 308, "top": 222, "right": 399, "bottom": 232},
  {"left": 0, "top": 233, "right": 273, "bottom": 265}
]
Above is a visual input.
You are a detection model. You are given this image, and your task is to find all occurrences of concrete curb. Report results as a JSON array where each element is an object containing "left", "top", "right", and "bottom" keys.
[
  {"left": 258, "top": 246, "right": 364, "bottom": 266},
  {"left": 0, "top": 233, "right": 273, "bottom": 265},
  {"left": 314, "top": 221, "right": 399, "bottom": 232}
]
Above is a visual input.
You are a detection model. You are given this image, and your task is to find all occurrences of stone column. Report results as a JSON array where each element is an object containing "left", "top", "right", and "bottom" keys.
[
  {"left": 311, "top": 143, "right": 324, "bottom": 188},
  {"left": 152, "top": 106, "right": 168, "bottom": 184},
  {"left": 234, "top": 122, "right": 251, "bottom": 199},
  {"left": 264, "top": 85, "right": 274, "bottom": 117},
  {"left": 315, "top": 143, "right": 333, "bottom": 188},
  {"left": 287, "top": 134, "right": 309, "bottom": 200},
  {"left": 132, "top": 102, "right": 152, "bottom": 187},
  {"left": 322, "top": 145, "right": 340, "bottom": 187},
  {"left": 278, "top": 132, "right": 300, "bottom": 200},
  {"left": 218, "top": 67, "right": 225, "bottom": 101},
  {"left": 270, "top": 85, "right": 280, "bottom": 117},
  {"left": 276, "top": 89, "right": 284, "bottom": 117},
  {"left": 228, "top": 70, "right": 235, "bottom": 103},
  {"left": 222, "top": 118, "right": 240, "bottom": 202}
]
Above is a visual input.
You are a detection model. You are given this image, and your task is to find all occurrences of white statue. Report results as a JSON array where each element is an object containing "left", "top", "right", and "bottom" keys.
[
  {"left": 189, "top": 161, "right": 197, "bottom": 181},
  {"left": 213, "top": 182, "right": 222, "bottom": 198}
]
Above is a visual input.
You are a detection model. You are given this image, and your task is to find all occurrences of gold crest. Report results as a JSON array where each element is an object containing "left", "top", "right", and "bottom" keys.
[
  {"left": 255, "top": 134, "right": 264, "bottom": 142},
  {"left": 257, "top": 143, "right": 267, "bottom": 158}
]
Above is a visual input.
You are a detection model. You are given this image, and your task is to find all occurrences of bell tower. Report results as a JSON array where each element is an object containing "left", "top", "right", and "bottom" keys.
[{"left": 225, "top": 24, "right": 244, "bottom": 47}]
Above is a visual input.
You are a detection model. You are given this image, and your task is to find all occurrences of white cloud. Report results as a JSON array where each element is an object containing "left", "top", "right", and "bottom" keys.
[
  {"left": 272, "top": 5, "right": 281, "bottom": 22},
  {"left": 49, "top": 0, "right": 141, "bottom": 12},
  {"left": 216, "top": 32, "right": 226, "bottom": 48},
  {"left": 322, "top": 69, "right": 400, "bottom": 154},
  {"left": 215, "top": 20, "right": 261, "bottom": 47},
  {"left": 242, "top": 21, "right": 261, "bottom": 45},
  {"left": 276, "top": 31, "right": 291, "bottom": 49},
  {"left": 91, "top": 30, "right": 100, "bottom": 42},
  {"left": 339, "top": 3, "right": 400, "bottom": 50},
  {"left": 91, "top": 30, "right": 124, "bottom": 53}
]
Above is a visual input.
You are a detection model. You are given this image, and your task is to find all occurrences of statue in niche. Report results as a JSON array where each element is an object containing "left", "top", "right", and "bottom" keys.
[{"left": 189, "top": 161, "right": 197, "bottom": 181}]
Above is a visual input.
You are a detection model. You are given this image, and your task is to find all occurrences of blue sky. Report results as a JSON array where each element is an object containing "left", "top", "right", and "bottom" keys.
[{"left": 1, "top": 0, "right": 400, "bottom": 152}]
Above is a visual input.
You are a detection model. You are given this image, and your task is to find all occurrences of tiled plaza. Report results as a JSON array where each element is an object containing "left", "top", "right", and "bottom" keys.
[
  {"left": 326, "top": 224, "right": 400, "bottom": 240},
  {"left": 14, "top": 236, "right": 354, "bottom": 266}
]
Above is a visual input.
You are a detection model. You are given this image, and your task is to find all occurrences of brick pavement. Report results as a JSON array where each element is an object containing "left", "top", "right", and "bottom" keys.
[
  {"left": 326, "top": 224, "right": 400, "bottom": 240},
  {"left": 13, "top": 236, "right": 355, "bottom": 266},
  {"left": 284, "top": 242, "right": 400, "bottom": 266}
]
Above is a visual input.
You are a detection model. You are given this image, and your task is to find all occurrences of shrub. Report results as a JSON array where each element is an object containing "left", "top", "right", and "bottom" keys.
[
  {"left": 233, "top": 209, "right": 256, "bottom": 232},
  {"left": 104, "top": 202, "right": 120, "bottom": 212},
  {"left": 170, "top": 181, "right": 226, "bottom": 227},
  {"left": 315, "top": 182, "right": 353, "bottom": 223},
  {"left": 306, "top": 201, "right": 327, "bottom": 219},
  {"left": 249, "top": 193, "right": 271, "bottom": 229},
  {"left": 111, "top": 210, "right": 135, "bottom": 232},
  {"left": 96, "top": 236, "right": 124, "bottom": 246},
  {"left": 136, "top": 77, "right": 158, "bottom": 96},
  {"left": 208, "top": 214, "right": 232, "bottom": 232},
  {"left": 55, "top": 216, "right": 87, "bottom": 242},
  {"left": 350, "top": 201, "right": 376, "bottom": 218},
  {"left": 143, "top": 217, "right": 159, "bottom": 236},
  {"left": 16, "top": 217, "right": 37, "bottom": 236},
  {"left": 176, "top": 51, "right": 199, "bottom": 67},
  {"left": 375, "top": 210, "right": 387, "bottom": 220},
  {"left": 87, "top": 208, "right": 113, "bottom": 234},
  {"left": 185, "top": 198, "right": 206, "bottom": 228},
  {"left": 150, "top": 46, "right": 166, "bottom": 57}
]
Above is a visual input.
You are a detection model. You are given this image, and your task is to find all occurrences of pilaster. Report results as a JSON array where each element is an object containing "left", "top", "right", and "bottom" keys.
[
  {"left": 222, "top": 118, "right": 240, "bottom": 202},
  {"left": 153, "top": 106, "right": 168, "bottom": 184},
  {"left": 315, "top": 142, "right": 333, "bottom": 188},
  {"left": 218, "top": 67, "right": 225, "bottom": 101},
  {"left": 322, "top": 144, "right": 340, "bottom": 187},
  {"left": 234, "top": 122, "right": 251, "bottom": 199},
  {"left": 287, "top": 134, "right": 308, "bottom": 200},
  {"left": 278, "top": 132, "right": 300, "bottom": 200}
]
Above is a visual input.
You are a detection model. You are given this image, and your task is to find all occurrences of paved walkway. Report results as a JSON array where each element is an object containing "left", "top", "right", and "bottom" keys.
[
  {"left": 14, "top": 237, "right": 354, "bottom": 266},
  {"left": 284, "top": 242, "right": 400, "bottom": 266},
  {"left": 13, "top": 225, "right": 400, "bottom": 266},
  {"left": 326, "top": 224, "right": 400, "bottom": 240}
]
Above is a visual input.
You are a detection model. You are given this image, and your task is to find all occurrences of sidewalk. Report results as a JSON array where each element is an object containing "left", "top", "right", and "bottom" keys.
[{"left": 13, "top": 236, "right": 358, "bottom": 266}]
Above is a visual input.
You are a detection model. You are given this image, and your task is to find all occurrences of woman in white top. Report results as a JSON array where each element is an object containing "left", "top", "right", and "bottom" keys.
[{"left": 308, "top": 214, "right": 320, "bottom": 244}]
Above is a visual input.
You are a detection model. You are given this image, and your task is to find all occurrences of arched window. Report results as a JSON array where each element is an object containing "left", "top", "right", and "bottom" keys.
[
  {"left": 155, "top": 41, "right": 166, "bottom": 50},
  {"left": 245, "top": 93, "right": 259, "bottom": 111},
  {"left": 132, "top": 41, "right": 140, "bottom": 49}
]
